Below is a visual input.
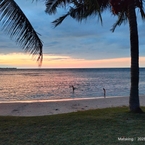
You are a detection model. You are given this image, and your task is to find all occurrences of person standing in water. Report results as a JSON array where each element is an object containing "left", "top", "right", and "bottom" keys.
[
  {"left": 70, "top": 85, "right": 76, "bottom": 93},
  {"left": 103, "top": 88, "right": 106, "bottom": 98}
]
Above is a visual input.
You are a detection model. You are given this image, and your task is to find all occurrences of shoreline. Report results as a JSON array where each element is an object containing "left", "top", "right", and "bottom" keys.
[
  {"left": 0, "top": 96, "right": 126, "bottom": 104},
  {"left": 0, "top": 96, "right": 144, "bottom": 116}
]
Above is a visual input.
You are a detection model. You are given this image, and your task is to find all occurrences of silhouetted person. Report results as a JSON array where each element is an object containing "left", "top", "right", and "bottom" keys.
[
  {"left": 70, "top": 85, "right": 76, "bottom": 93},
  {"left": 103, "top": 88, "right": 106, "bottom": 98}
]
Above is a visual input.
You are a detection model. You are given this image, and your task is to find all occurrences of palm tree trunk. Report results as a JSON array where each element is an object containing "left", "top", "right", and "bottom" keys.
[{"left": 127, "top": 0, "right": 142, "bottom": 112}]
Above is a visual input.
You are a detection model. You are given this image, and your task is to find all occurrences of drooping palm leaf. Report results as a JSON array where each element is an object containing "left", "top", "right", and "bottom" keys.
[
  {"left": 45, "top": 0, "right": 145, "bottom": 29},
  {"left": 52, "top": 13, "right": 69, "bottom": 27},
  {"left": 45, "top": 0, "right": 72, "bottom": 14},
  {"left": 69, "top": 1, "right": 103, "bottom": 22},
  {"left": 137, "top": 0, "right": 145, "bottom": 20},
  {"left": 111, "top": 12, "right": 128, "bottom": 32},
  {"left": 0, "top": 0, "right": 43, "bottom": 66},
  {"left": 46, "top": 0, "right": 103, "bottom": 27},
  {"left": 52, "top": 3, "right": 103, "bottom": 27},
  {"left": 110, "top": 0, "right": 145, "bottom": 32},
  {"left": 97, "top": 0, "right": 110, "bottom": 11}
]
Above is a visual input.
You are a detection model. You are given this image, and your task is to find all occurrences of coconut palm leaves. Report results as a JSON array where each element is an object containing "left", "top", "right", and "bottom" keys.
[
  {"left": 45, "top": 0, "right": 106, "bottom": 27},
  {"left": 110, "top": 0, "right": 145, "bottom": 31},
  {"left": 0, "top": 0, "right": 43, "bottom": 65},
  {"left": 45, "top": 0, "right": 145, "bottom": 30}
]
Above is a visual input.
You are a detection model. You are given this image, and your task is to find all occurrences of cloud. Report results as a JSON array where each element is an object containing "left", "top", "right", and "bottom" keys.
[{"left": 0, "top": 1, "right": 145, "bottom": 68}]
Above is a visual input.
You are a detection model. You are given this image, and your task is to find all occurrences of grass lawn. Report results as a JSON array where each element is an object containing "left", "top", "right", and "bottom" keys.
[{"left": 0, "top": 106, "right": 145, "bottom": 145}]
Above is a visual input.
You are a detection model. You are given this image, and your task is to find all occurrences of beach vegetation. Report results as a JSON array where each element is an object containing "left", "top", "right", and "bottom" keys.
[
  {"left": 44, "top": 0, "right": 145, "bottom": 113},
  {"left": 0, "top": 107, "right": 145, "bottom": 145}
]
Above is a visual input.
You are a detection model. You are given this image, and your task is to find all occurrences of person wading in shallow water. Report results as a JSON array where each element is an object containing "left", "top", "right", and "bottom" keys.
[
  {"left": 70, "top": 85, "right": 76, "bottom": 93},
  {"left": 103, "top": 88, "right": 106, "bottom": 98}
]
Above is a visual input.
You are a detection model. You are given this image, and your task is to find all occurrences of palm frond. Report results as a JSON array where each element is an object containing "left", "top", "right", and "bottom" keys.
[
  {"left": 69, "top": 1, "right": 103, "bottom": 23},
  {"left": 140, "top": 8, "right": 145, "bottom": 19},
  {"left": 52, "top": 13, "right": 69, "bottom": 27},
  {"left": 97, "top": 0, "right": 110, "bottom": 11},
  {"left": 45, "top": 0, "right": 72, "bottom": 14},
  {"left": 48, "top": 0, "right": 105, "bottom": 27},
  {"left": 111, "top": 12, "right": 128, "bottom": 32},
  {"left": 137, "top": 0, "right": 145, "bottom": 20},
  {"left": 0, "top": 0, "right": 43, "bottom": 66}
]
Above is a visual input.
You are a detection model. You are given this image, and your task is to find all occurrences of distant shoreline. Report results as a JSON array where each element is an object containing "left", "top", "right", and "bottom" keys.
[
  {"left": 9, "top": 67, "right": 145, "bottom": 70},
  {"left": 0, "top": 67, "right": 17, "bottom": 70},
  {"left": 1, "top": 67, "right": 145, "bottom": 70}
]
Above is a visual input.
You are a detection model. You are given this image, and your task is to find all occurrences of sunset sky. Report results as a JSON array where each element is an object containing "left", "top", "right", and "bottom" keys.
[{"left": 0, "top": 1, "right": 145, "bottom": 68}]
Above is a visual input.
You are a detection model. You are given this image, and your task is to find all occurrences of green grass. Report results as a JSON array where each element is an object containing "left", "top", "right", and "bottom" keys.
[{"left": 1, "top": 107, "right": 145, "bottom": 145}]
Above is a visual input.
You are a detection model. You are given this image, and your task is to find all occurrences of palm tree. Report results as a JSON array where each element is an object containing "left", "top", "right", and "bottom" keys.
[
  {"left": 45, "top": 0, "right": 145, "bottom": 112},
  {"left": 0, "top": 0, "right": 43, "bottom": 66}
]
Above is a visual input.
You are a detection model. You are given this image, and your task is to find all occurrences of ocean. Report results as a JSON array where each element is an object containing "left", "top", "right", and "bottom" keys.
[{"left": 0, "top": 68, "right": 145, "bottom": 102}]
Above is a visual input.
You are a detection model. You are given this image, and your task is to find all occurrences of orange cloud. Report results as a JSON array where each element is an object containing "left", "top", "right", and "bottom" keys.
[{"left": 0, "top": 53, "right": 145, "bottom": 68}]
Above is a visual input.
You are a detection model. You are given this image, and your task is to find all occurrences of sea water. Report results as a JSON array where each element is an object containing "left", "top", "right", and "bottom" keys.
[{"left": 0, "top": 68, "right": 145, "bottom": 102}]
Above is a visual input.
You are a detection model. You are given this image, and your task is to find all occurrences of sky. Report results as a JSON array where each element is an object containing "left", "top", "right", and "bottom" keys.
[{"left": 0, "top": 1, "right": 145, "bottom": 68}]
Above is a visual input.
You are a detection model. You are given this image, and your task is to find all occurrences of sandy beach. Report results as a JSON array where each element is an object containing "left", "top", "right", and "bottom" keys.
[{"left": 0, "top": 96, "right": 145, "bottom": 116}]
